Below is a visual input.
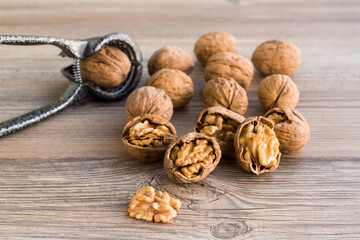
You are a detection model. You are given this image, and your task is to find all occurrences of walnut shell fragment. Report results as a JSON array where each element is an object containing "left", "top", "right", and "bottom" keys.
[
  {"left": 125, "top": 86, "right": 173, "bottom": 121},
  {"left": 234, "top": 116, "right": 281, "bottom": 175},
  {"left": 203, "top": 77, "right": 248, "bottom": 115},
  {"left": 258, "top": 74, "right": 299, "bottom": 111},
  {"left": 204, "top": 52, "right": 254, "bottom": 90},
  {"left": 122, "top": 114, "right": 177, "bottom": 161},
  {"left": 164, "top": 132, "right": 221, "bottom": 183},
  {"left": 265, "top": 107, "right": 310, "bottom": 153}
]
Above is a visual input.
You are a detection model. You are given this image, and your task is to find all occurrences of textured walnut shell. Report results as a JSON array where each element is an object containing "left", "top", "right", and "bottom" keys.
[
  {"left": 194, "top": 106, "right": 245, "bottom": 155},
  {"left": 265, "top": 107, "right": 310, "bottom": 153},
  {"left": 148, "top": 69, "right": 194, "bottom": 108},
  {"left": 122, "top": 114, "right": 177, "bottom": 162},
  {"left": 194, "top": 32, "right": 237, "bottom": 66},
  {"left": 203, "top": 77, "right": 248, "bottom": 115},
  {"left": 80, "top": 45, "right": 131, "bottom": 89},
  {"left": 234, "top": 116, "right": 281, "bottom": 175},
  {"left": 204, "top": 52, "right": 254, "bottom": 90},
  {"left": 164, "top": 132, "right": 221, "bottom": 183},
  {"left": 125, "top": 86, "right": 173, "bottom": 121},
  {"left": 258, "top": 74, "right": 299, "bottom": 110},
  {"left": 147, "top": 46, "right": 194, "bottom": 75},
  {"left": 252, "top": 40, "right": 301, "bottom": 76}
]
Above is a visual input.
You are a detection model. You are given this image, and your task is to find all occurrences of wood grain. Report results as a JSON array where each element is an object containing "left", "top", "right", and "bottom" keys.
[{"left": 0, "top": 0, "right": 359, "bottom": 239}]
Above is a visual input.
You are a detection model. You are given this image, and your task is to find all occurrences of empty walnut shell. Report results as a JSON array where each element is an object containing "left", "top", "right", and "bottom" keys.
[
  {"left": 194, "top": 106, "right": 245, "bottom": 156},
  {"left": 148, "top": 69, "right": 194, "bottom": 108},
  {"left": 164, "top": 132, "right": 221, "bottom": 183},
  {"left": 234, "top": 116, "right": 281, "bottom": 175},
  {"left": 194, "top": 32, "right": 237, "bottom": 66},
  {"left": 125, "top": 86, "right": 173, "bottom": 121},
  {"left": 258, "top": 74, "right": 299, "bottom": 111},
  {"left": 265, "top": 107, "right": 310, "bottom": 153},
  {"left": 147, "top": 46, "right": 194, "bottom": 75},
  {"left": 204, "top": 52, "right": 254, "bottom": 90},
  {"left": 122, "top": 114, "right": 177, "bottom": 161},
  {"left": 252, "top": 40, "right": 301, "bottom": 76},
  {"left": 203, "top": 77, "right": 248, "bottom": 115}
]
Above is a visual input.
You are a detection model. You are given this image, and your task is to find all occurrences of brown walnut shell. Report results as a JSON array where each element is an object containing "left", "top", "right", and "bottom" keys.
[
  {"left": 80, "top": 44, "right": 131, "bottom": 89},
  {"left": 203, "top": 77, "right": 248, "bottom": 115},
  {"left": 234, "top": 116, "right": 281, "bottom": 175},
  {"left": 147, "top": 46, "right": 194, "bottom": 75},
  {"left": 265, "top": 107, "right": 310, "bottom": 153},
  {"left": 164, "top": 132, "right": 221, "bottom": 183},
  {"left": 122, "top": 114, "right": 177, "bottom": 162},
  {"left": 148, "top": 69, "right": 194, "bottom": 108},
  {"left": 194, "top": 32, "right": 237, "bottom": 66},
  {"left": 125, "top": 86, "right": 173, "bottom": 121},
  {"left": 204, "top": 52, "right": 254, "bottom": 90},
  {"left": 252, "top": 40, "right": 301, "bottom": 76},
  {"left": 258, "top": 74, "right": 299, "bottom": 110}
]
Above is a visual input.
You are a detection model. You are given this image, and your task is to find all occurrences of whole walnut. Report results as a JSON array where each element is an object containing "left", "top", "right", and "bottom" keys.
[
  {"left": 125, "top": 86, "right": 173, "bottom": 121},
  {"left": 147, "top": 46, "right": 194, "bottom": 75},
  {"left": 203, "top": 77, "right": 248, "bottom": 115},
  {"left": 252, "top": 40, "right": 301, "bottom": 76},
  {"left": 148, "top": 69, "right": 194, "bottom": 108},
  {"left": 204, "top": 52, "right": 254, "bottom": 90},
  {"left": 194, "top": 32, "right": 237, "bottom": 66},
  {"left": 80, "top": 44, "right": 131, "bottom": 88},
  {"left": 258, "top": 74, "right": 299, "bottom": 110}
]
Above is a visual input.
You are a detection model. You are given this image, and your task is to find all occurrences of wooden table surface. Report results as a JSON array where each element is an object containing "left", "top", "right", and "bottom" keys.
[{"left": 0, "top": 0, "right": 359, "bottom": 239}]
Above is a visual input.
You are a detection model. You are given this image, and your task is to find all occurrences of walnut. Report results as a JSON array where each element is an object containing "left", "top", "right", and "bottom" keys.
[
  {"left": 128, "top": 186, "right": 181, "bottom": 223},
  {"left": 194, "top": 32, "right": 237, "bottom": 66},
  {"left": 204, "top": 52, "right": 254, "bottom": 90},
  {"left": 147, "top": 46, "right": 194, "bottom": 75},
  {"left": 125, "top": 86, "right": 173, "bottom": 121},
  {"left": 203, "top": 77, "right": 248, "bottom": 115},
  {"left": 122, "top": 114, "right": 176, "bottom": 161},
  {"left": 265, "top": 107, "right": 310, "bottom": 153},
  {"left": 234, "top": 116, "right": 281, "bottom": 175},
  {"left": 194, "top": 107, "right": 245, "bottom": 155},
  {"left": 80, "top": 44, "right": 131, "bottom": 89},
  {"left": 164, "top": 132, "right": 221, "bottom": 183},
  {"left": 251, "top": 40, "right": 301, "bottom": 76},
  {"left": 258, "top": 74, "right": 299, "bottom": 111},
  {"left": 148, "top": 69, "right": 194, "bottom": 108}
]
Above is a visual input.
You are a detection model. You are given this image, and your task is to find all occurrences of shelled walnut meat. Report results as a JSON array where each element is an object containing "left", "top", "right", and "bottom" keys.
[
  {"left": 128, "top": 186, "right": 181, "bottom": 223},
  {"left": 194, "top": 107, "right": 245, "bottom": 155},
  {"left": 234, "top": 116, "right": 281, "bottom": 175},
  {"left": 80, "top": 44, "right": 131, "bottom": 89},
  {"left": 148, "top": 69, "right": 194, "bottom": 108},
  {"left": 164, "top": 132, "right": 221, "bottom": 183},
  {"left": 265, "top": 107, "right": 310, "bottom": 153},
  {"left": 122, "top": 114, "right": 176, "bottom": 161},
  {"left": 204, "top": 52, "right": 254, "bottom": 90},
  {"left": 203, "top": 77, "right": 248, "bottom": 115},
  {"left": 148, "top": 46, "right": 194, "bottom": 75},
  {"left": 125, "top": 86, "right": 173, "bottom": 121}
]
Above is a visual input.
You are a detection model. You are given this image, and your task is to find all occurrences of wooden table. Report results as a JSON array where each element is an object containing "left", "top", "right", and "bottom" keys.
[{"left": 0, "top": 0, "right": 359, "bottom": 239}]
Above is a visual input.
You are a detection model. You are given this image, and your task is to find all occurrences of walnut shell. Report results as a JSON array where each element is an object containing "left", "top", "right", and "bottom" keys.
[
  {"left": 125, "top": 86, "right": 173, "bottom": 121},
  {"left": 252, "top": 40, "right": 301, "bottom": 76},
  {"left": 204, "top": 52, "right": 254, "bottom": 90},
  {"left": 122, "top": 114, "right": 177, "bottom": 162},
  {"left": 164, "top": 132, "right": 221, "bottom": 183},
  {"left": 147, "top": 46, "right": 194, "bottom": 75},
  {"left": 258, "top": 74, "right": 299, "bottom": 110},
  {"left": 234, "top": 116, "right": 281, "bottom": 175},
  {"left": 203, "top": 77, "right": 248, "bottom": 115},
  {"left": 80, "top": 44, "right": 131, "bottom": 89},
  {"left": 265, "top": 107, "right": 310, "bottom": 153},
  {"left": 148, "top": 69, "right": 194, "bottom": 108},
  {"left": 194, "top": 32, "right": 237, "bottom": 66}
]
